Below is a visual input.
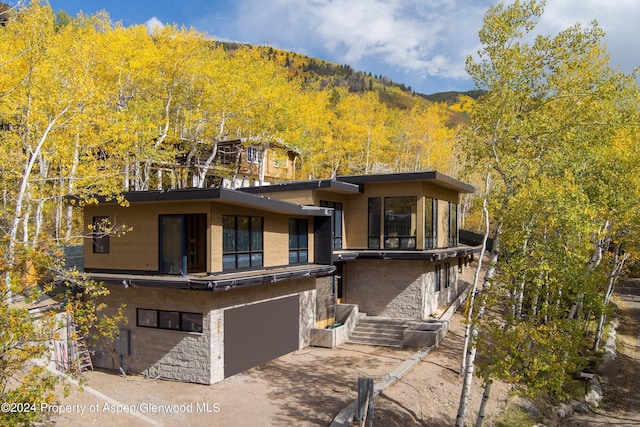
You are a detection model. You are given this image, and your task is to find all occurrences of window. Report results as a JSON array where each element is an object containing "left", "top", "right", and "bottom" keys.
[
  {"left": 223, "top": 216, "right": 263, "bottom": 270},
  {"left": 368, "top": 198, "right": 381, "bottom": 249},
  {"left": 159, "top": 311, "right": 180, "bottom": 330},
  {"left": 320, "top": 201, "right": 343, "bottom": 249},
  {"left": 92, "top": 216, "right": 110, "bottom": 254},
  {"left": 384, "top": 197, "right": 417, "bottom": 249},
  {"left": 289, "top": 218, "right": 309, "bottom": 264},
  {"left": 137, "top": 309, "right": 157, "bottom": 327},
  {"left": 159, "top": 214, "right": 207, "bottom": 275},
  {"left": 444, "top": 262, "right": 451, "bottom": 289},
  {"left": 435, "top": 264, "right": 442, "bottom": 292},
  {"left": 137, "top": 308, "right": 203, "bottom": 333},
  {"left": 246, "top": 146, "right": 261, "bottom": 163},
  {"left": 425, "top": 197, "right": 438, "bottom": 249},
  {"left": 448, "top": 202, "right": 458, "bottom": 247},
  {"left": 217, "top": 144, "right": 235, "bottom": 164}
]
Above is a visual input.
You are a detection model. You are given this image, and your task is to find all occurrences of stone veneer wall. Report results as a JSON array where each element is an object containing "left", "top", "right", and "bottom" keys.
[
  {"left": 92, "top": 278, "right": 316, "bottom": 385},
  {"left": 315, "top": 276, "right": 335, "bottom": 327},
  {"left": 344, "top": 259, "right": 460, "bottom": 319}
]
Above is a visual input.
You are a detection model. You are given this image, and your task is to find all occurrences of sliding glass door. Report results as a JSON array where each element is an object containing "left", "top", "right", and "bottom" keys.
[{"left": 160, "top": 214, "right": 206, "bottom": 275}]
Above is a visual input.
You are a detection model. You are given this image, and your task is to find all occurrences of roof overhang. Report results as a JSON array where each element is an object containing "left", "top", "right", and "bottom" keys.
[
  {"left": 337, "top": 171, "right": 475, "bottom": 194},
  {"left": 240, "top": 179, "right": 361, "bottom": 195},
  {"left": 332, "top": 245, "right": 482, "bottom": 262},
  {"left": 85, "top": 264, "right": 336, "bottom": 292},
  {"left": 79, "top": 188, "right": 332, "bottom": 217}
]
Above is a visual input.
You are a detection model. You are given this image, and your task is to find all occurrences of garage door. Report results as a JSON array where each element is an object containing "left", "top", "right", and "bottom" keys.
[{"left": 224, "top": 295, "right": 299, "bottom": 378}]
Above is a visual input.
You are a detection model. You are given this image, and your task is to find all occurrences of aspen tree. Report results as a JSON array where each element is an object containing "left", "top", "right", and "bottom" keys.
[{"left": 456, "top": 0, "right": 640, "bottom": 422}]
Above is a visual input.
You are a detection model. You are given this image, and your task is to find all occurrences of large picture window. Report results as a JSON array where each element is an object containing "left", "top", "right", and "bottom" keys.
[
  {"left": 137, "top": 308, "right": 203, "bottom": 333},
  {"left": 223, "top": 215, "right": 263, "bottom": 270},
  {"left": 320, "top": 200, "right": 343, "bottom": 249},
  {"left": 425, "top": 197, "right": 438, "bottom": 249},
  {"left": 384, "top": 196, "right": 417, "bottom": 249},
  {"left": 288, "top": 218, "right": 309, "bottom": 264}
]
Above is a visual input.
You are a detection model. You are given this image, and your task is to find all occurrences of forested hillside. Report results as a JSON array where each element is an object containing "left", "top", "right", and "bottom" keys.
[{"left": 0, "top": 2, "right": 474, "bottom": 241}]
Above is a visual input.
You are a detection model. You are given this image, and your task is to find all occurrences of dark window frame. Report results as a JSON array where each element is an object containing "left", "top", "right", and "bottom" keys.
[
  {"left": 136, "top": 308, "right": 203, "bottom": 333},
  {"left": 217, "top": 143, "right": 236, "bottom": 164},
  {"left": 435, "top": 264, "right": 442, "bottom": 292},
  {"left": 368, "top": 197, "right": 381, "bottom": 249},
  {"left": 320, "top": 200, "right": 343, "bottom": 249},
  {"left": 424, "top": 197, "right": 438, "bottom": 249},
  {"left": 288, "top": 218, "right": 309, "bottom": 264},
  {"left": 448, "top": 202, "right": 458, "bottom": 247},
  {"left": 384, "top": 196, "right": 417, "bottom": 249},
  {"left": 222, "top": 215, "right": 264, "bottom": 271},
  {"left": 444, "top": 262, "right": 451, "bottom": 289}
]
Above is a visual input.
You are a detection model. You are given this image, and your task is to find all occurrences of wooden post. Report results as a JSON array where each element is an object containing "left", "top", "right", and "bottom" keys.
[{"left": 358, "top": 377, "right": 374, "bottom": 427}]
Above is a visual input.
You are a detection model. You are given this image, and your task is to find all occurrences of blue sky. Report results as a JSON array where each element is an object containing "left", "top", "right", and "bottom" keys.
[{"left": 27, "top": 1, "right": 640, "bottom": 94}]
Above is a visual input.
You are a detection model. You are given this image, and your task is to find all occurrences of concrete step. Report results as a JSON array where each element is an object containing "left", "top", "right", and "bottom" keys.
[
  {"left": 347, "top": 316, "right": 416, "bottom": 348},
  {"left": 352, "top": 325, "right": 405, "bottom": 335},
  {"left": 349, "top": 330, "right": 402, "bottom": 340},
  {"left": 348, "top": 337, "right": 403, "bottom": 348},
  {"left": 357, "top": 317, "right": 416, "bottom": 326}
]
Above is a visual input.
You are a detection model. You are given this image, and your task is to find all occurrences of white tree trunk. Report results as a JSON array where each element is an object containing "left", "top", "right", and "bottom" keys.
[
  {"left": 4, "top": 108, "right": 69, "bottom": 302},
  {"left": 65, "top": 134, "right": 80, "bottom": 241},
  {"left": 461, "top": 199, "right": 490, "bottom": 373},
  {"left": 475, "top": 380, "right": 492, "bottom": 427},
  {"left": 457, "top": 174, "right": 498, "bottom": 427},
  {"left": 461, "top": 172, "right": 491, "bottom": 373},
  {"left": 569, "top": 221, "right": 612, "bottom": 320},
  {"left": 593, "top": 244, "right": 628, "bottom": 350},
  {"left": 196, "top": 142, "right": 218, "bottom": 188}
]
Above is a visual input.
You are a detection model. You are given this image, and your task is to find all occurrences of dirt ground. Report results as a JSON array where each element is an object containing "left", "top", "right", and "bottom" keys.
[
  {"left": 373, "top": 313, "right": 511, "bottom": 426},
  {"left": 44, "top": 309, "right": 511, "bottom": 427}
]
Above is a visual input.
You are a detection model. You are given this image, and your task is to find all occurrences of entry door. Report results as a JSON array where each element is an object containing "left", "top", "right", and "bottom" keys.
[{"left": 159, "top": 214, "right": 206, "bottom": 275}]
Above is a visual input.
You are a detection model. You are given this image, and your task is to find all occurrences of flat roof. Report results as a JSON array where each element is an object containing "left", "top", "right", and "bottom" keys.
[
  {"left": 239, "top": 179, "right": 361, "bottom": 195},
  {"left": 337, "top": 171, "right": 475, "bottom": 193},
  {"left": 88, "top": 188, "right": 332, "bottom": 217}
]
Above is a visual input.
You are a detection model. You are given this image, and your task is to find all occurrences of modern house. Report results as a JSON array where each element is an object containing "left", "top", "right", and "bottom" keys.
[
  {"left": 241, "top": 171, "right": 477, "bottom": 326},
  {"left": 80, "top": 171, "right": 475, "bottom": 384},
  {"left": 81, "top": 188, "right": 334, "bottom": 385}
]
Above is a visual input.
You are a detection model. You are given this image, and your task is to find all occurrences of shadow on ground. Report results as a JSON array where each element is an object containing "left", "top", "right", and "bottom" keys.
[{"left": 243, "top": 345, "right": 410, "bottom": 425}]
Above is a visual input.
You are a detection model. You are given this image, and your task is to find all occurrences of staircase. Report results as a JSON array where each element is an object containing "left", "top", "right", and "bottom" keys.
[{"left": 347, "top": 316, "right": 417, "bottom": 348}]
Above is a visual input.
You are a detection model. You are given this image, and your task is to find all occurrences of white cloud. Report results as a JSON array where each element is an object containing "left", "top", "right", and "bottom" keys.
[
  {"left": 536, "top": 0, "right": 640, "bottom": 73},
  {"left": 197, "top": 0, "right": 639, "bottom": 93},
  {"left": 208, "top": 0, "right": 486, "bottom": 80},
  {"left": 145, "top": 16, "right": 164, "bottom": 34}
]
